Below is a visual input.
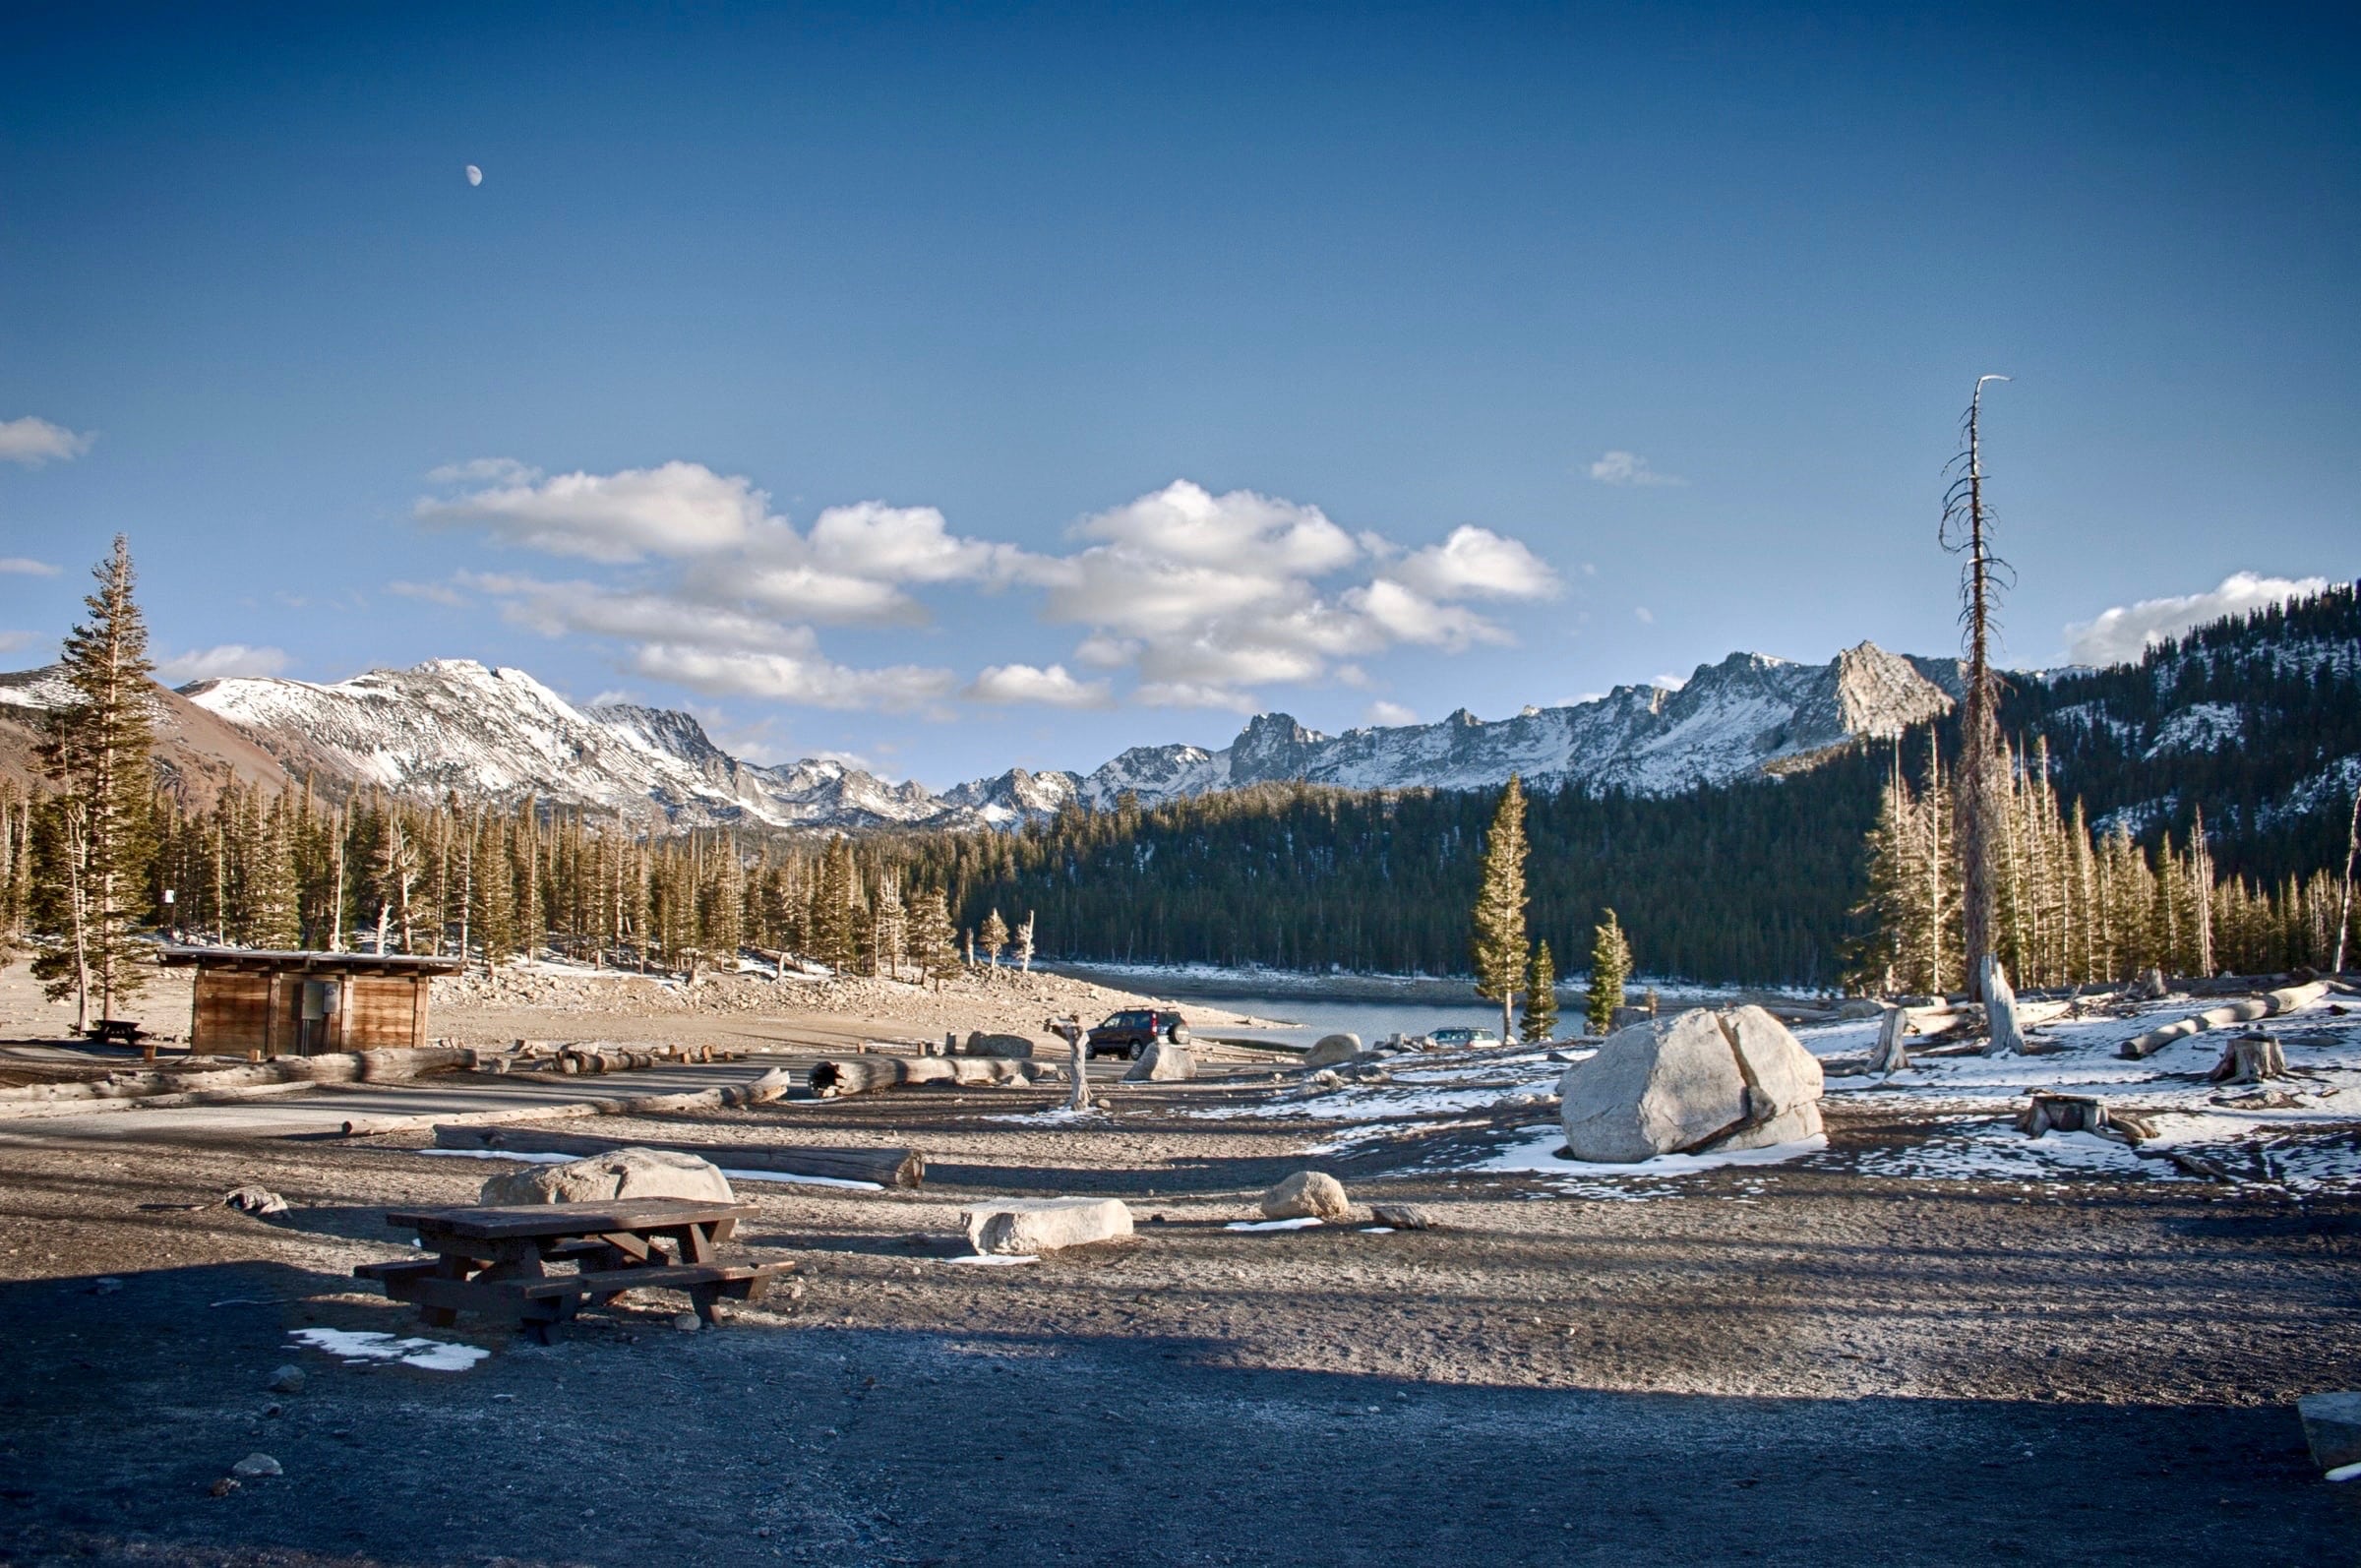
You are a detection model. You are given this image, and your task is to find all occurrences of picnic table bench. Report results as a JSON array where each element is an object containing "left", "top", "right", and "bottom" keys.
[
  {"left": 86, "top": 1019, "right": 147, "bottom": 1047},
  {"left": 357, "top": 1198, "right": 788, "bottom": 1341}
]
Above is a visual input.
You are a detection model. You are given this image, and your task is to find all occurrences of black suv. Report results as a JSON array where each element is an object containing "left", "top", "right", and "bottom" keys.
[{"left": 1084, "top": 1008, "right": 1189, "bottom": 1059}]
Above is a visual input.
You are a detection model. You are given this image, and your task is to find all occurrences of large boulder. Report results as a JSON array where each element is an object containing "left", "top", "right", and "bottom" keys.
[
  {"left": 1123, "top": 1038, "right": 1197, "bottom": 1082},
  {"left": 1260, "top": 1171, "right": 1351, "bottom": 1221},
  {"left": 963, "top": 1197, "right": 1134, "bottom": 1255},
  {"left": 963, "top": 1032, "right": 1042, "bottom": 1059},
  {"left": 478, "top": 1147, "right": 735, "bottom": 1207},
  {"left": 1303, "top": 1033, "right": 1362, "bottom": 1067},
  {"left": 1557, "top": 1006, "right": 1823, "bottom": 1164}
]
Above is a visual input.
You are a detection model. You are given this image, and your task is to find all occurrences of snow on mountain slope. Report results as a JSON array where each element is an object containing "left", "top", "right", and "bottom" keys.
[
  {"left": 161, "top": 640, "right": 1965, "bottom": 826},
  {"left": 1074, "top": 641, "right": 1959, "bottom": 806},
  {"left": 0, "top": 665, "right": 296, "bottom": 809},
  {"left": 182, "top": 661, "right": 988, "bottom": 829}
]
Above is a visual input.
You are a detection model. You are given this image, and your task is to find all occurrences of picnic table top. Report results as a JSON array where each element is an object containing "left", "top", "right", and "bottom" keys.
[{"left": 384, "top": 1198, "right": 757, "bottom": 1239}]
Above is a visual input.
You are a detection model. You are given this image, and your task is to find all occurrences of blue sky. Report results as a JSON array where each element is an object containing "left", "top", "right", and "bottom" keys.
[{"left": 3, "top": 2, "right": 2355, "bottom": 786}]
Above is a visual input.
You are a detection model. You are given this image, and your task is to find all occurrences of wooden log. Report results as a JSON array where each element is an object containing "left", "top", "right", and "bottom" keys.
[
  {"left": 807, "top": 1055, "right": 1038, "bottom": 1096},
  {"left": 2205, "top": 1032, "right": 2288, "bottom": 1084},
  {"left": 2016, "top": 1091, "right": 2156, "bottom": 1144},
  {"left": 2117, "top": 982, "right": 2330, "bottom": 1059},
  {"left": 337, "top": 1067, "right": 794, "bottom": 1136},
  {"left": 431, "top": 1123, "right": 925, "bottom": 1188}
]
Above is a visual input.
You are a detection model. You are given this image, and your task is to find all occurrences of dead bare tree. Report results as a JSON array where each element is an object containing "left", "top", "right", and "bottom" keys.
[
  {"left": 2335, "top": 775, "right": 2359, "bottom": 975},
  {"left": 1941, "top": 374, "right": 2012, "bottom": 1002}
]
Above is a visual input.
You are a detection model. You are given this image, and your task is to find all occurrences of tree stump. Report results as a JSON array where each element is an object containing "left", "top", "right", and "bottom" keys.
[
  {"left": 1981, "top": 954, "right": 2026, "bottom": 1056},
  {"left": 2017, "top": 1092, "right": 2155, "bottom": 1144},
  {"left": 1868, "top": 1006, "right": 1911, "bottom": 1075},
  {"left": 2206, "top": 1032, "right": 2287, "bottom": 1084}
]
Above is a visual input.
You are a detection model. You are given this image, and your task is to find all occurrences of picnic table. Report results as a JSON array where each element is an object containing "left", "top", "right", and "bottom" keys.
[{"left": 357, "top": 1198, "right": 787, "bottom": 1341}]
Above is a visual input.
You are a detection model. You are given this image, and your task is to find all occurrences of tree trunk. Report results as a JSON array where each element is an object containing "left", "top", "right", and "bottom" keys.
[
  {"left": 1981, "top": 954, "right": 2026, "bottom": 1055},
  {"left": 1869, "top": 1005, "right": 1911, "bottom": 1074},
  {"left": 2205, "top": 1032, "right": 2287, "bottom": 1085}
]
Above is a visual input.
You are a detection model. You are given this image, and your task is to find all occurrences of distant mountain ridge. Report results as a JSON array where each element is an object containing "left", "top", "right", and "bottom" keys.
[{"left": 9, "top": 638, "right": 1966, "bottom": 828}]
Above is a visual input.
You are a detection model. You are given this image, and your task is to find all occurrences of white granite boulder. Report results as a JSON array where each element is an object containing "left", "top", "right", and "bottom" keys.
[
  {"left": 1260, "top": 1171, "right": 1351, "bottom": 1221},
  {"left": 478, "top": 1147, "right": 735, "bottom": 1207},
  {"left": 1303, "top": 1033, "right": 1362, "bottom": 1067},
  {"left": 1123, "top": 1037, "right": 1197, "bottom": 1081},
  {"left": 963, "top": 1197, "right": 1134, "bottom": 1255},
  {"left": 1556, "top": 1005, "right": 1823, "bottom": 1164}
]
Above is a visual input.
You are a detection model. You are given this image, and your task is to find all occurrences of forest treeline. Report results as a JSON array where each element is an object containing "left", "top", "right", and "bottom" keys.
[{"left": 4, "top": 547, "right": 2354, "bottom": 995}]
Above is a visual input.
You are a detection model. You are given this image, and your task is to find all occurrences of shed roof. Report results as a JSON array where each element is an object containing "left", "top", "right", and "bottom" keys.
[{"left": 155, "top": 944, "right": 466, "bottom": 976}]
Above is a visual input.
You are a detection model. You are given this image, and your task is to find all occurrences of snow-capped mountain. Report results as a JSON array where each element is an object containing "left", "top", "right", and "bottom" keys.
[
  {"left": 0, "top": 665, "right": 295, "bottom": 810},
  {"left": 156, "top": 642, "right": 1964, "bottom": 827},
  {"left": 1069, "top": 641, "right": 1962, "bottom": 805},
  {"left": 179, "top": 661, "right": 990, "bottom": 830}
]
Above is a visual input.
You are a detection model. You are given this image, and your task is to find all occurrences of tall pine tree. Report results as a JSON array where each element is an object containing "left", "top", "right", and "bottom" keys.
[
  {"left": 1520, "top": 939, "right": 1558, "bottom": 1042},
  {"left": 1586, "top": 909, "right": 1632, "bottom": 1035},
  {"left": 1469, "top": 774, "right": 1529, "bottom": 1043},
  {"left": 33, "top": 536, "right": 156, "bottom": 1029}
]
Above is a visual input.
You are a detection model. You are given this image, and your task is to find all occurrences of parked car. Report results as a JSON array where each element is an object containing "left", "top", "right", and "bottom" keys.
[
  {"left": 1085, "top": 1008, "right": 1190, "bottom": 1058},
  {"left": 1428, "top": 1025, "right": 1500, "bottom": 1050}
]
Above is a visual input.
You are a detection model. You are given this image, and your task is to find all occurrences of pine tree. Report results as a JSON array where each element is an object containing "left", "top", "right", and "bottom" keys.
[
  {"left": 470, "top": 814, "right": 515, "bottom": 972},
  {"left": 908, "top": 888, "right": 958, "bottom": 991},
  {"left": 1520, "top": 940, "right": 1558, "bottom": 1042},
  {"left": 979, "top": 907, "right": 1010, "bottom": 969},
  {"left": 1586, "top": 909, "right": 1632, "bottom": 1034},
  {"left": 32, "top": 536, "right": 156, "bottom": 1028},
  {"left": 1469, "top": 774, "right": 1529, "bottom": 1043}
]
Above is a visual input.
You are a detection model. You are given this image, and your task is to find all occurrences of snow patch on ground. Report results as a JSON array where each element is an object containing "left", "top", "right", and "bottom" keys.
[
  {"left": 1474, "top": 1123, "right": 1827, "bottom": 1188},
  {"left": 289, "top": 1327, "right": 488, "bottom": 1371},
  {"left": 1226, "top": 1217, "right": 1324, "bottom": 1232}
]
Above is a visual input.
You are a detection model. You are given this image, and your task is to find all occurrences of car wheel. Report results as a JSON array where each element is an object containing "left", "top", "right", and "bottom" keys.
[{"left": 1128, "top": 1041, "right": 1145, "bottom": 1060}]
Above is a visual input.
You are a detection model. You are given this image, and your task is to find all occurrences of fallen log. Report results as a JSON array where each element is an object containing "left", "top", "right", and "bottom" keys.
[
  {"left": 336, "top": 1066, "right": 794, "bottom": 1136},
  {"left": 0, "top": 1046, "right": 479, "bottom": 1111},
  {"left": 431, "top": 1123, "right": 924, "bottom": 1188},
  {"left": 2117, "top": 982, "right": 2330, "bottom": 1059},
  {"left": 808, "top": 1056, "right": 1040, "bottom": 1097}
]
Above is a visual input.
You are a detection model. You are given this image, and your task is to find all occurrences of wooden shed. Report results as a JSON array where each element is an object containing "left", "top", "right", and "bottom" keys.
[{"left": 156, "top": 946, "right": 465, "bottom": 1057}]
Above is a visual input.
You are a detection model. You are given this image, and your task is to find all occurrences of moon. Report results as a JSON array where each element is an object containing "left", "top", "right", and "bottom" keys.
[{"left": 464, "top": 164, "right": 482, "bottom": 187}]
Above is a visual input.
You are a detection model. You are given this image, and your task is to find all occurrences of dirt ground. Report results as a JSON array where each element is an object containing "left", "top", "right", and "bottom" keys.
[{"left": 2, "top": 966, "right": 2358, "bottom": 1564}]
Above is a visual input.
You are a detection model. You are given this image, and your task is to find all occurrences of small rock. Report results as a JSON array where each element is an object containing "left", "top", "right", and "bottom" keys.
[
  {"left": 266, "top": 1365, "right": 305, "bottom": 1395},
  {"left": 230, "top": 1453, "right": 282, "bottom": 1479},
  {"left": 1368, "top": 1204, "right": 1435, "bottom": 1231},
  {"left": 672, "top": 1312, "right": 701, "bottom": 1333},
  {"left": 263, "top": 1403, "right": 282, "bottom": 1418},
  {"left": 1261, "top": 1172, "right": 1350, "bottom": 1221},
  {"left": 223, "top": 1187, "right": 288, "bottom": 1218},
  {"left": 209, "top": 1478, "right": 239, "bottom": 1498},
  {"left": 2299, "top": 1391, "right": 2361, "bottom": 1472}
]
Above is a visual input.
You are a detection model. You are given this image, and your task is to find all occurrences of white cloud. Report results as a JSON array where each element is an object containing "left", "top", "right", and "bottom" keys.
[
  {"left": 2064, "top": 572, "right": 2332, "bottom": 667},
  {"left": 461, "top": 573, "right": 811, "bottom": 653},
  {"left": 1588, "top": 451, "right": 1683, "bottom": 487},
  {"left": 1652, "top": 672, "right": 1687, "bottom": 691},
  {"left": 0, "top": 631, "right": 39, "bottom": 655},
  {"left": 0, "top": 416, "right": 93, "bottom": 467},
  {"left": 587, "top": 689, "right": 636, "bottom": 708},
  {"left": 417, "top": 463, "right": 1560, "bottom": 714},
  {"left": 965, "top": 663, "right": 1114, "bottom": 709},
  {"left": 425, "top": 456, "right": 538, "bottom": 485},
  {"left": 418, "top": 460, "right": 767, "bottom": 562},
  {"left": 1389, "top": 526, "right": 1560, "bottom": 601},
  {"left": 156, "top": 644, "right": 291, "bottom": 684},
  {"left": 629, "top": 643, "right": 954, "bottom": 711},
  {"left": 1134, "top": 681, "right": 1263, "bottom": 712},
  {"left": 1363, "top": 699, "right": 1418, "bottom": 727},
  {"left": 1633, "top": 606, "right": 1655, "bottom": 625},
  {"left": 0, "top": 558, "right": 60, "bottom": 576},
  {"left": 387, "top": 579, "right": 466, "bottom": 607},
  {"left": 808, "top": 501, "right": 1026, "bottom": 584}
]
